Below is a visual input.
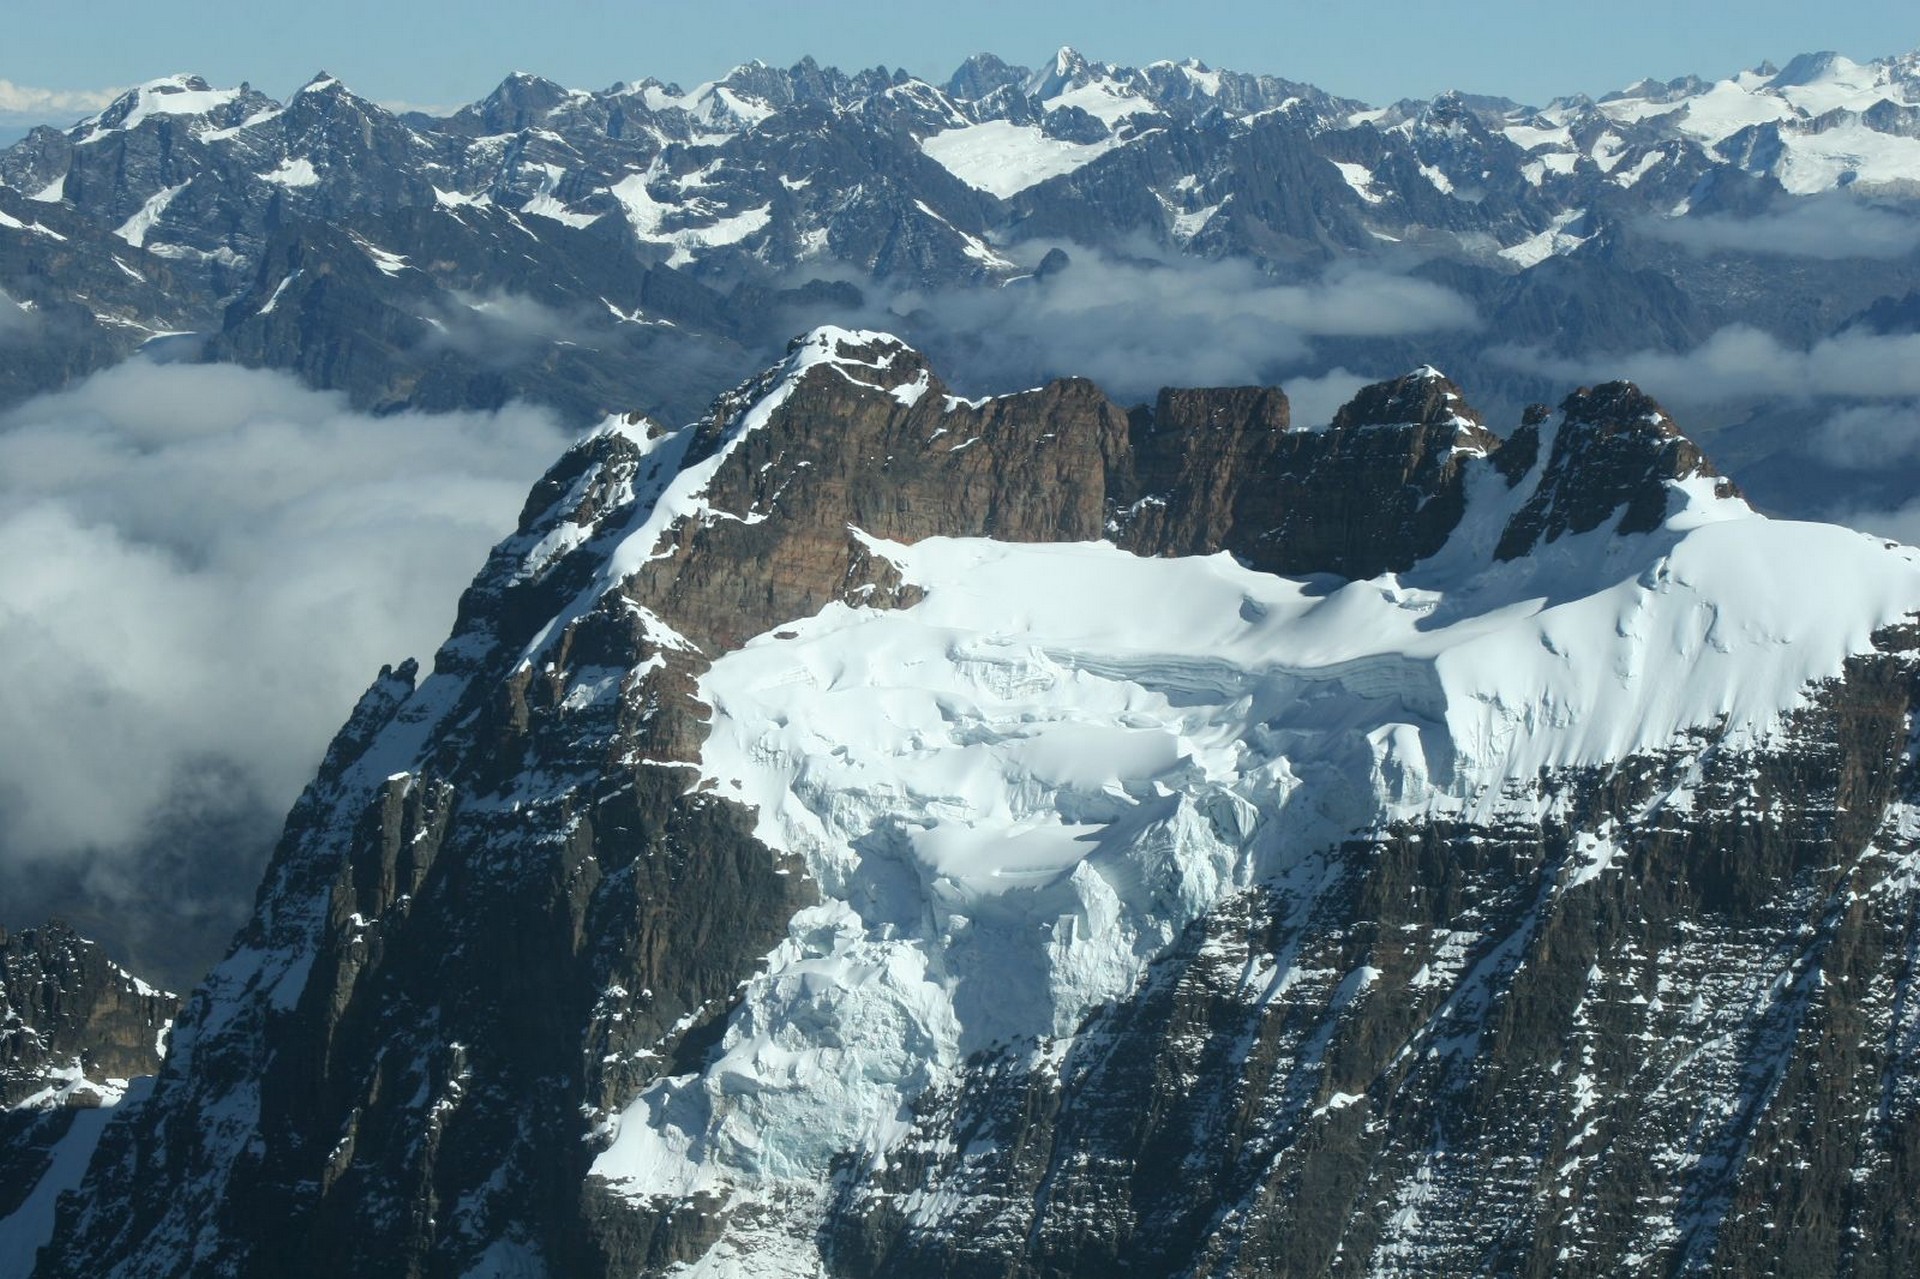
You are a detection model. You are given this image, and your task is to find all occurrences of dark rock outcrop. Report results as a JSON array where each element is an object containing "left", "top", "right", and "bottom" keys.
[
  {"left": 1, "top": 925, "right": 175, "bottom": 1255},
  {"left": 1, "top": 924, "right": 176, "bottom": 1110},
  {"left": 1496, "top": 380, "right": 1737, "bottom": 559},
  {"left": 1110, "top": 368, "right": 1498, "bottom": 579}
]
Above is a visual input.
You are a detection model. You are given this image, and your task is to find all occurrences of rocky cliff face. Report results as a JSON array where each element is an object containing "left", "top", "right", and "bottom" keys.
[
  {"left": 0, "top": 184, "right": 216, "bottom": 404},
  {"left": 1, "top": 925, "right": 175, "bottom": 1275},
  {"left": 32, "top": 329, "right": 1920, "bottom": 1277},
  {"left": 1, "top": 924, "right": 175, "bottom": 1109}
]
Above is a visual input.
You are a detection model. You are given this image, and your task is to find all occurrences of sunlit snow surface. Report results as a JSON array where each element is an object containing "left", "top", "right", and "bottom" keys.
[
  {"left": 919, "top": 120, "right": 1127, "bottom": 199},
  {"left": 590, "top": 432, "right": 1920, "bottom": 1271},
  {"left": 1591, "top": 53, "right": 1920, "bottom": 194},
  {"left": 73, "top": 76, "right": 243, "bottom": 142}
]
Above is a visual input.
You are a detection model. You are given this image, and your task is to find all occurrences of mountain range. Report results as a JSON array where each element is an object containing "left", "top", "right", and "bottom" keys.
[{"left": 3, "top": 45, "right": 1919, "bottom": 505}]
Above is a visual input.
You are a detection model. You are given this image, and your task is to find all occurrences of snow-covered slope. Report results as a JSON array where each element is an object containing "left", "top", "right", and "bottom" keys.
[
  {"left": 1587, "top": 50, "right": 1920, "bottom": 193},
  {"left": 913, "top": 46, "right": 1332, "bottom": 198},
  {"left": 580, "top": 345, "right": 1920, "bottom": 1270},
  {"left": 36, "top": 328, "right": 1920, "bottom": 1278}
]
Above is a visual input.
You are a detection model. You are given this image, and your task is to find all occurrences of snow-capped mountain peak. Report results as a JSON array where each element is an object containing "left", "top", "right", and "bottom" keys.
[
  {"left": 1582, "top": 46, "right": 1920, "bottom": 190},
  {"left": 70, "top": 74, "right": 268, "bottom": 145},
  {"left": 14, "top": 39, "right": 1920, "bottom": 302},
  {"left": 37, "top": 330, "right": 1920, "bottom": 1276}
]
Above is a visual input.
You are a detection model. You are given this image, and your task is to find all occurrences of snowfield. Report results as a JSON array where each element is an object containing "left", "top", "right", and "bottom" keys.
[{"left": 919, "top": 120, "right": 1128, "bottom": 198}]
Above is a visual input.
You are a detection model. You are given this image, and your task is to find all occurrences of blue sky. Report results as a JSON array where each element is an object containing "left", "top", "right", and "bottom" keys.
[{"left": 2, "top": 0, "right": 1917, "bottom": 126}]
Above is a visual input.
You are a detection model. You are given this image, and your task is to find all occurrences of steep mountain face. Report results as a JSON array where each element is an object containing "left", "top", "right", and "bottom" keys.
[
  {"left": 31, "top": 328, "right": 1920, "bottom": 1276},
  {"left": 0, "top": 925, "right": 175, "bottom": 1276}
]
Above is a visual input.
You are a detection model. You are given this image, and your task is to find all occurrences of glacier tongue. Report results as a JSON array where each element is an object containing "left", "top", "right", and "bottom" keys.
[{"left": 592, "top": 465, "right": 1920, "bottom": 1243}]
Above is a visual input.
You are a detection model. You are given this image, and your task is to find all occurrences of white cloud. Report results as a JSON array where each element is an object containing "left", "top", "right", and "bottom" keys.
[
  {"left": 0, "top": 288, "right": 34, "bottom": 338},
  {"left": 1642, "top": 195, "right": 1920, "bottom": 261},
  {"left": 1494, "top": 326, "right": 1920, "bottom": 416},
  {"left": 0, "top": 360, "right": 571, "bottom": 863},
  {"left": 1281, "top": 367, "right": 1373, "bottom": 431},
  {"left": 426, "top": 290, "right": 601, "bottom": 364},
  {"left": 0, "top": 78, "right": 124, "bottom": 125},
  {"left": 1823, "top": 496, "right": 1920, "bottom": 550},
  {"left": 832, "top": 242, "right": 1478, "bottom": 402},
  {"left": 1811, "top": 401, "right": 1920, "bottom": 469}
]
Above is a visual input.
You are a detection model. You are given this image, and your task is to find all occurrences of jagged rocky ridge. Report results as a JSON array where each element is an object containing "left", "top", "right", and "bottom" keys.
[
  {"left": 1, "top": 925, "right": 175, "bottom": 1275},
  {"left": 0, "top": 923, "right": 175, "bottom": 1109},
  {"left": 24, "top": 327, "right": 1920, "bottom": 1276},
  {"left": 10, "top": 48, "right": 1919, "bottom": 291}
]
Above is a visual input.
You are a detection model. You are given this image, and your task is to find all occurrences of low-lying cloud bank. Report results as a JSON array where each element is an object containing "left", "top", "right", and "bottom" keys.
[
  {"left": 1496, "top": 325, "right": 1920, "bottom": 416},
  {"left": 1813, "top": 401, "right": 1920, "bottom": 469},
  {"left": 819, "top": 244, "right": 1478, "bottom": 406},
  {"left": 0, "top": 360, "right": 570, "bottom": 978},
  {"left": 1642, "top": 195, "right": 1920, "bottom": 261}
]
